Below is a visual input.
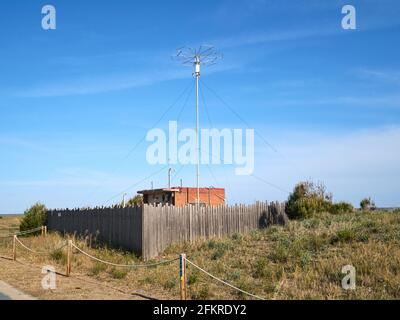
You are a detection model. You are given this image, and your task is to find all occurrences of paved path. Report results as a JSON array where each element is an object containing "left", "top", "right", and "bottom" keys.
[
  {"left": 0, "top": 281, "right": 36, "bottom": 300},
  {"left": 0, "top": 292, "right": 11, "bottom": 300}
]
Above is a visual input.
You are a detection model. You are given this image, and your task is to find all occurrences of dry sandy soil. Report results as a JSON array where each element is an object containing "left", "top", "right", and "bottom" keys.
[{"left": 0, "top": 256, "right": 148, "bottom": 300}]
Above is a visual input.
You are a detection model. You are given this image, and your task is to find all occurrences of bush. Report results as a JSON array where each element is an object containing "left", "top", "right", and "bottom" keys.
[
  {"left": 360, "top": 197, "right": 376, "bottom": 211},
  {"left": 126, "top": 195, "right": 143, "bottom": 207},
  {"left": 330, "top": 229, "right": 356, "bottom": 244},
  {"left": 330, "top": 202, "right": 354, "bottom": 215},
  {"left": 163, "top": 277, "right": 178, "bottom": 289},
  {"left": 110, "top": 268, "right": 128, "bottom": 279},
  {"left": 19, "top": 203, "right": 47, "bottom": 232},
  {"left": 285, "top": 181, "right": 332, "bottom": 219},
  {"left": 50, "top": 248, "right": 67, "bottom": 264},
  {"left": 89, "top": 262, "right": 107, "bottom": 276},
  {"left": 191, "top": 284, "right": 210, "bottom": 300}
]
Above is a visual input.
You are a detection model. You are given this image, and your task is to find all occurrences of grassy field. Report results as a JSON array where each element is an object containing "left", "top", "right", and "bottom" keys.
[
  {"left": 0, "top": 210, "right": 399, "bottom": 299},
  {"left": 0, "top": 215, "right": 21, "bottom": 236}
]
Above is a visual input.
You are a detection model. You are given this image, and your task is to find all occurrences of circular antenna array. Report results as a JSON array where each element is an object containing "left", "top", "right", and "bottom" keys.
[{"left": 173, "top": 45, "right": 223, "bottom": 67}]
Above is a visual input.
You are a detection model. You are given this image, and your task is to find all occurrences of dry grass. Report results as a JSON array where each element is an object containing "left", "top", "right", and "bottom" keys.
[
  {"left": 0, "top": 211, "right": 399, "bottom": 300},
  {"left": 0, "top": 215, "right": 21, "bottom": 236}
]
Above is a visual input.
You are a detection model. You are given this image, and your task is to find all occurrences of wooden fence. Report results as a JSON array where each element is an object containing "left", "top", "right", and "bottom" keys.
[
  {"left": 47, "top": 207, "right": 142, "bottom": 254},
  {"left": 47, "top": 202, "right": 287, "bottom": 260}
]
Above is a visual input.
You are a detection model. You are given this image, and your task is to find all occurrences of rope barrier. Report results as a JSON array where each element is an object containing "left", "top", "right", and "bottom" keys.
[
  {"left": 70, "top": 243, "right": 179, "bottom": 268},
  {"left": 185, "top": 257, "right": 265, "bottom": 300},
  {"left": 0, "top": 227, "right": 42, "bottom": 238},
  {"left": 14, "top": 236, "right": 67, "bottom": 255},
  {"left": 14, "top": 236, "right": 48, "bottom": 255},
  {"left": 6, "top": 227, "right": 265, "bottom": 300}
]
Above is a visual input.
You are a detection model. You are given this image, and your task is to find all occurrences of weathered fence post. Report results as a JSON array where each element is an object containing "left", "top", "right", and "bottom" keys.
[
  {"left": 12, "top": 235, "right": 17, "bottom": 261},
  {"left": 44, "top": 226, "right": 47, "bottom": 237},
  {"left": 179, "top": 253, "right": 187, "bottom": 300},
  {"left": 66, "top": 240, "right": 72, "bottom": 277}
]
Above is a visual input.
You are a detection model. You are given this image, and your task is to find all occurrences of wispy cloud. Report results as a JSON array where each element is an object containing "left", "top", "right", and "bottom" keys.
[
  {"left": 357, "top": 68, "right": 400, "bottom": 86},
  {"left": 0, "top": 137, "right": 49, "bottom": 152},
  {"left": 0, "top": 168, "right": 130, "bottom": 188},
  {"left": 13, "top": 63, "right": 237, "bottom": 98},
  {"left": 215, "top": 27, "right": 337, "bottom": 49}
]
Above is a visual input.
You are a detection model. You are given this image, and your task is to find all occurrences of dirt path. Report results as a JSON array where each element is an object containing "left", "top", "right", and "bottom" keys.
[{"left": 0, "top": 256, "right": 147, "bottom": 300}]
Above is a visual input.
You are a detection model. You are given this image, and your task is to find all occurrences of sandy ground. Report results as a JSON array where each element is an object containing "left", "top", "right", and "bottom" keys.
[{"left": 0, "top": 256, "right": 148, "bottom": 300}]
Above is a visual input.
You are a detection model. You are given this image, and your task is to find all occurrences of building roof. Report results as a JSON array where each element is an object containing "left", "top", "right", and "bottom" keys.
[
  {"left": 137, "top": 188, "right": 180, "bottom": 195},
  {"left": 137, "top": 187, "right": 224, "bottom": 194}
]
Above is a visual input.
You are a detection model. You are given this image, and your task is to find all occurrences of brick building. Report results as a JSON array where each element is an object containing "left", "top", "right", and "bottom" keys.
[{"left": 137, "top": 187, "right": 225, "bottom": 207}]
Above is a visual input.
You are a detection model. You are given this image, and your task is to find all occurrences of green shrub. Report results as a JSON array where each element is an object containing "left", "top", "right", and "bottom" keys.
[
  {"left": 269, "top": 245, "right": 289, "bottom": 263},
  {"left": 110, "top": 268, "right": 128, "bottom": 279},
  {"left": 330, "top": 202, "right": 354, "bottom": 215},
  {"left": 191, "top": 284, "right": 210, "bottom": 300},
  {"left": 89, "top": 262, "right": 107, "bottom": 276},
  {"left": 303, "top": 218, "right": 320, "bottom": 229},
  {"left": 231, "top": 233, "right": 243, "bottom": 242},
  {"left": 212, "top": 247, "right": 226, "bottom": 260},
  {"left": 299, "top": 252, "right": 312, "bottom": 268},
  {"left": 50, "top": 248, "right": 66, "bottom": 264},
  {"left": 188, "top": 270, "right": 199, "bottom": 285},
  {"left": 330, "top": 229, "right": 356, "bottom": 244},
  {"left": 285, "top": 181, "right": 332, "bottom": 219},
  {"left": 19, "top": 203, "right": 47, "bottom": 232},
  {"left": 360, "top": 197, "right": 376, "bottom": 211},
  {"left": 228, "top": 270, "right": 241, "bottom": 281},
  {"left": 253, "top": 258, "right": 272, "bottom": 278},
  {"left": 126, "top": 195, "right": 143, "bottom": 207},
  {"left": 163, "top": 277, "right": 178, "bottom": 289},
  {"left": 207, "top": 240, "right": 217, "bottom": 249}
]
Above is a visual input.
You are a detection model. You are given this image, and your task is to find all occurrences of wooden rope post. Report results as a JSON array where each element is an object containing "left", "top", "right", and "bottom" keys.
[
  {"left": 179, "top": 253, "right": 187, "bottom": 300},
  {"left": 66, "top": 240, "right": 72, "bottom": 277},
  {"left": 12, "top": 235, "right": 17, "bottom": 261},
  {"left": 44, "top": 226, "right": 47, "bottom": 237},
  {"left": 41, "top": 226, "right": 44, "bottom": 236}
]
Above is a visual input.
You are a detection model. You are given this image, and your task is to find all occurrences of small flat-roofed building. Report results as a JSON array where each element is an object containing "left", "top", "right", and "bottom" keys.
[{"left": 137, "top": 187, "right": 225, "bottom": 207}]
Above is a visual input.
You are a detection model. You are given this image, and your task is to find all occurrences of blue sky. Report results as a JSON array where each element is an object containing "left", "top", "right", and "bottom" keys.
[{"left": 0, "top": 0, "right": 399, "bottom": 213}]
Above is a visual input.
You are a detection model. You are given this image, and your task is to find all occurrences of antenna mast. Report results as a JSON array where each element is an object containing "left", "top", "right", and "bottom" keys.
[{"left": 174, "top": 45, "right": 222, "bottom": 206}]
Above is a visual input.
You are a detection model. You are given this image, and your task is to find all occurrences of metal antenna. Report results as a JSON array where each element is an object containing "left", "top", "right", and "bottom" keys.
[
  {"left": 173, "top": 45, "right": 222, "bottom": 206},
  {"left": 168, "top": 167, "right": 175, "bottom": 189}
]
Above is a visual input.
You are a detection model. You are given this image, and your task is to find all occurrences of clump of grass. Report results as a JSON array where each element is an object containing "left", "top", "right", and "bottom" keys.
[
  {"left": 142, "top": 276, "right": 155, "bottom": 285},
  {"left": 212, "top": 247, "right": 226, "bottom": 260},
  {"left": 50, "top": 248, "right": 67, "bottom": 264},
  {"left": 109, "top": 268, "right": 128, "bottom": 279},
  {"left": 191, "top": 284, "right": 210, "bottom": 300},
  {"left": 253, "top": 258, "right": 269, "bottom": 278},
  {"left": 228, "top": 270, "right": 241, "bottom": 281},
  {"left": 188, "top": 270, "right": 200, "bottom": 285},
  {"left": 207, "top": 239, "right": 217, "bottom": 249},
  {"left": 205, "top": 240, "right": 233, "bottom": 260},
  {"left": 330, "top": 229, "right": 356, "bottom": 244},
  {"left": 299, "top": 251, "right": 312, "bottom": 268},
  {"left": 231, "top": 233, "right": 243, "bottom": 242},
  {"left": 89, "top": 262, "right": 107, "bottom": 276},
  {"left": 269, "top": 244, "right": 289, "bottom": 263},
  {"left": 163, "top": 277, "right": 178, "bottom": 290},
  {"left": 303, "top": 218, "right": 319, "bottom": 229}
]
